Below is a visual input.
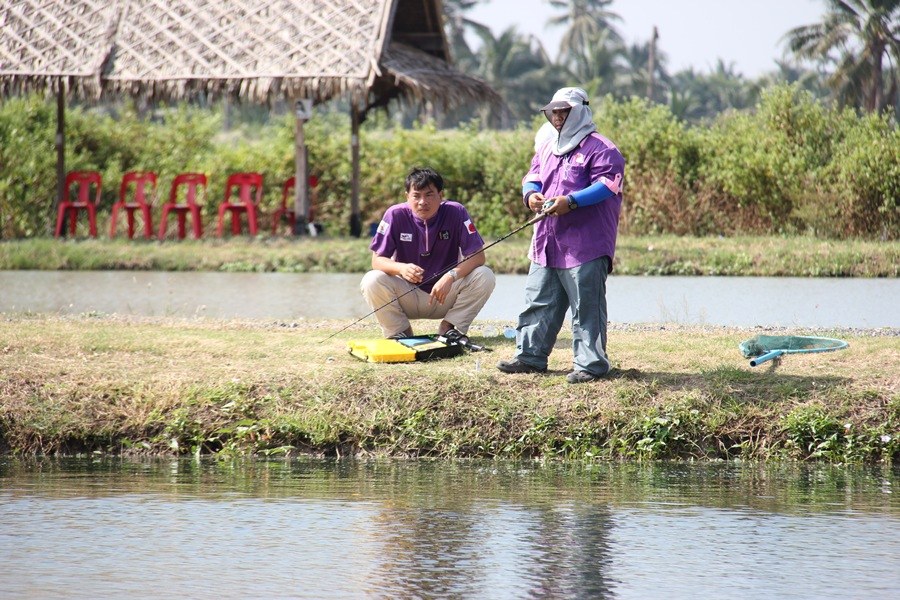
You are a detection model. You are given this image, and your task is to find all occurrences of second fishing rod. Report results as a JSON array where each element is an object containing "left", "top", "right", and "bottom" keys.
[{"left": 324, "top": 207, "right": 550, "bottom": 341}]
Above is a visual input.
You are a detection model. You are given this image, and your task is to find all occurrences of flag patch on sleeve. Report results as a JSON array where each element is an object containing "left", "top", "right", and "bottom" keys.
[
  {"left": 464, "top": 219, "right": 476, "bottom": 234},
  {"left": 599, "top": 173, "right": 623, "bottom": 194}
]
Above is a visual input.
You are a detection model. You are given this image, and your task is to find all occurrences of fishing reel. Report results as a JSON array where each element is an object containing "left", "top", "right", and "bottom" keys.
[{"left": 437, "top": 328, "right": 486, "bottom": 352}]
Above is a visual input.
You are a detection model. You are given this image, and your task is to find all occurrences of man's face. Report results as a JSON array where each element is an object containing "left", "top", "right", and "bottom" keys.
[
  {"left": 406, "top": 183, "right": 442, "bottom": 220},
  {"left": 550, "top": 107, "right": 571, "bottom": 131}
]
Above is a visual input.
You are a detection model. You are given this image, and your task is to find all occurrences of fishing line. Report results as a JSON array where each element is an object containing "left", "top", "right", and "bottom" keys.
[{"left": 323, "top": 209, "right": 549, "bottom": 341}]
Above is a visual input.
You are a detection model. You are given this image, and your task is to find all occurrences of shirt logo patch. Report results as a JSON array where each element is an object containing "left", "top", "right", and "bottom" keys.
[
  {"left": 574, "top": 153, "right": 586, "bottom": 164},
  {"left": 376, "top": 220, "right": 389, "bottom": 235},
  {"left": 463, "top": 219, "right": 476, "bottom": 234},
  {"left": 439, "top": 229, "right": 450, "bottom": 240},
  {"left": 400, "top": 232, "right": 413, "bottom": 242}
]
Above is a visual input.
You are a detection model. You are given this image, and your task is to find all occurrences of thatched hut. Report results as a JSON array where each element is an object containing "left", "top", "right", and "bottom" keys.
[{"left": 0, "top": 0, "right": 502, "bottom": 235}]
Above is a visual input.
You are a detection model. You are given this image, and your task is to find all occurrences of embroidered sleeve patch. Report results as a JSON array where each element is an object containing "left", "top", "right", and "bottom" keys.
[
  {"left": 463, "top": 219, "right": 477, "bottom": 234},
  {"left": 376, "top": 220, "right": 389, "bottom": 235}
]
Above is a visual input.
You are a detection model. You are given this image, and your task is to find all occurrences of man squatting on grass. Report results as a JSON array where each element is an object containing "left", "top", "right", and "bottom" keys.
[
  {"left": 497, "top": 87, "right": 626, "bottom": 384},
  {"left": 361, "top": 167, "right": 496, "bottom": 340}
]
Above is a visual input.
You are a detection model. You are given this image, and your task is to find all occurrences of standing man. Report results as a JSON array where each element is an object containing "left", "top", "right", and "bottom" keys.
[
  {"left": 361, "top": 167, "right": 496, "bottom": 340},
  {"left": 497, "top": 87, "right": 625, "bottom": 383}
]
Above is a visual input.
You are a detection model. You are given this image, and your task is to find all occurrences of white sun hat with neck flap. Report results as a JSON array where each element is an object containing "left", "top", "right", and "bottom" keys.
[
  {"left": 541, "top": 86, "right": 590, "bottom": 112},
  {"left": 540, "top": 87, "right": 596, "bottom": 156}
]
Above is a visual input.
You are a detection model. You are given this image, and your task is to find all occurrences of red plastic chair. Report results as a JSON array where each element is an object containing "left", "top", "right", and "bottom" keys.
[
  {"left": 272, "top": 175, "right": 319, "bottom": 234},
  {"left": 110, "top": 171, "right": 157, "bottom": 239},
  {"left": 54, "top": 171, "right": 102, "bottom": 238},
  {"left": 158, "top": 173, "right": 207, "bottom": 240},
  {"left": 215, "top": 172, "right": 263, "bottom": 236}
]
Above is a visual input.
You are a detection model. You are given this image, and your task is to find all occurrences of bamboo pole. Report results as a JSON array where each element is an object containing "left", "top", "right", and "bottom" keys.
[
  {"left": 349, "top": 102, "right": 362, "bottom": 237},
  {"left": 53, "top": 80, "right": 65, "bottom": 237},
  {"left": 293, "top": 99, "right": 312, "bottom": 235}
]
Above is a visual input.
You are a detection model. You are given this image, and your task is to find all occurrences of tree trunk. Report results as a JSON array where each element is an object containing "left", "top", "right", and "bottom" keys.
[{"left": 871, "top": 42, "right": 884, "bottom": 112}]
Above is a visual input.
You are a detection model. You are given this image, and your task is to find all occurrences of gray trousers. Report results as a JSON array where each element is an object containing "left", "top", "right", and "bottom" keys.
[
  {"left": 360, "top": 265, "right": 496, "bottom": 337},
  {"left": 515, "top": 256, "right": 610, "bottom": 375}
]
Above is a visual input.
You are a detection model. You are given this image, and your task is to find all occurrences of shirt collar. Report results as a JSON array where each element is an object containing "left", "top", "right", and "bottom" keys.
[{"left": 409, "top": 203, "right": 443, "bottom": 226}]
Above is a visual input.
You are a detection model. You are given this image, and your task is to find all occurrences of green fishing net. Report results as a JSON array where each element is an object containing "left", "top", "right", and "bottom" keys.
[{"left": 739, "top": 335, "right": 848, "bottom": 358}]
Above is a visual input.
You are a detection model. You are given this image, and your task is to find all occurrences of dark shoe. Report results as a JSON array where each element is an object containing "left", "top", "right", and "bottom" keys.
[
  {"left": 497, "top": 359, "right": 546, "bottom": 374},
  {"left": 566, "top": 370, "right": 601, "bottom": 384}
]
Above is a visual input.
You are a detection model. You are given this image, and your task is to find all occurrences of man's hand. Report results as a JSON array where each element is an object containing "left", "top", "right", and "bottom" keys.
[
  {"left": 429, "top": 272, "right": 454, "bottom": 305},
  {"left": 527, "top": 192, "right": 547, "bottom": 213},
  {"left": 399, "top": 263, "right": 424, "bottom": 284},
  {"left": 541, "top": 195, "right": 572, "bottom": 217}
]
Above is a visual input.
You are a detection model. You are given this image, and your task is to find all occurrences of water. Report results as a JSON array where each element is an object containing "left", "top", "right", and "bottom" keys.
[
  {"left": 2, "top": 270, "right": 898, "bottom": 328},
  {"left": 1, "top": 459, "right": 898, "bottom": 599}
]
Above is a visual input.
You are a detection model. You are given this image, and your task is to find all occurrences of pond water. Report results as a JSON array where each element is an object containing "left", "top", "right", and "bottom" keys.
[
  {"left": 1, "top": 459, "right": 898, "bottom": 599},
  {"left": 2, "top": 270, "right": 898, "bottom": 328}
]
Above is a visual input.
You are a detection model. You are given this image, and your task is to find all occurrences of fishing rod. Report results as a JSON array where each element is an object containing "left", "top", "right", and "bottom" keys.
[{"left": 324, "top": 208, "right": 549, "bottom": 341}]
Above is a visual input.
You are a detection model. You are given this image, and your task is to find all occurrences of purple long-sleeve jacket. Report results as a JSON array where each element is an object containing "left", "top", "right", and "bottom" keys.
[{"left": 522, "top": 132, "right": 625, "bottom": 270}]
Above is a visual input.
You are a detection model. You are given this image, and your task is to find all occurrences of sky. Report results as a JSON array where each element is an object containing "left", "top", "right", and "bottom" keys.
[{"left": 465, "top": 0, "right": 826, "bottom": 78}]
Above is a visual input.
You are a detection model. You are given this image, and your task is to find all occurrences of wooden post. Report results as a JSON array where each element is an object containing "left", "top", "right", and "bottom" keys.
[
  {"left": 293, "top": 99, "right": 312, "bottom": 235},
  {"left": 54, "top": 81, "right": 66, "bottom": 236},
  {"left": 647, "top": 26, "right": 659, "bottom": 100},
  {"left": 349, "top": 102, "right": 362, "bottom": 238}
]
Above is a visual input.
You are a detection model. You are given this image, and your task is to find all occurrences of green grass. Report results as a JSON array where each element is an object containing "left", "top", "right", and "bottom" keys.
[
  {"left": 1, "top": 234, "right": 898, "bottom": 276},
  {"left": 1, "top": 315, "right": 897, "bottom": 462}
]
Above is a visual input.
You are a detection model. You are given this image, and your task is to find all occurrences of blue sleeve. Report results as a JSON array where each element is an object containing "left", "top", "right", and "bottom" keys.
[
  {"left": 570, "top": 180, "right": 614, "bottom": 207},
  {"left": 522, "top": 181, "right": 541, "bottom": 207},
  {"left": 522, "top": 181, "right": 541, "bottom": 197}
]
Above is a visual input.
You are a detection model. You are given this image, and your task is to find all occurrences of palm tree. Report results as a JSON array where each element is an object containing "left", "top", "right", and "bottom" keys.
[
  {"left": 564, "top": 29, "right": 623, "bottom": 98},
  {"left": 784, "top": 0, "right": 900, "bottom": 112},
  {"left": 547, "top": 0, "right": 623, "bottom": 66},
  {"left": 668, "top": 62, "right": 759, "bottom": 122},
  {"left": 616, "top": 40, "right": 671, "bottom": 103},
  {"left": 473, "top": 27, "right": 565, "bottom": 125},
  {"left": 442, "top": 0, "right": 492, "bottom": 73},
  {"left": 761, "top": 60, "right": 832, "bottom": 102}
]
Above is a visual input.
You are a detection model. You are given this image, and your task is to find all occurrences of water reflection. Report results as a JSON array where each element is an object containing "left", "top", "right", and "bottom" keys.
[{"left": 1, "top": 459, "right": 898, "bottom": 599}]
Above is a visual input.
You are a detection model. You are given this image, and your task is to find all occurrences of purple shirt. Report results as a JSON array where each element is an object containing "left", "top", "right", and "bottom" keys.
[
  {"left": 370, "top": 200, "right": 485, "bottom": 293},
  {"left": 523, "top": 132, "right": 625, "bottom": 270}
]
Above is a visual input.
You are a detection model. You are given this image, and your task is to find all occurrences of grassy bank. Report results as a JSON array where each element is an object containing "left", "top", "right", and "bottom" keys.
[
  {"left": 2, "top": 235, "right": 899, "bottom": 276},
  {"left": 1, "top": 315, "right": 897, "bottom": 462}
]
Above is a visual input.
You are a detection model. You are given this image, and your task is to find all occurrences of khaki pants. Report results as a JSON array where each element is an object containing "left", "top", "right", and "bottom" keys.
[{"left": 360, "top": 265, "right": 496, "bottom": 337}]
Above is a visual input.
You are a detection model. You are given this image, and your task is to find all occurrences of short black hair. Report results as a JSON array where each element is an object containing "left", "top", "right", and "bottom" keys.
[{"left": 405, "top": 167, "right": 444, "bottom": 193}]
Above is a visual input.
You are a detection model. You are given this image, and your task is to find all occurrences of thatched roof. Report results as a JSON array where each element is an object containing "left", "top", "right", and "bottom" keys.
[{"left": 0, "top": 0, "right": 500, "bottom": 110}]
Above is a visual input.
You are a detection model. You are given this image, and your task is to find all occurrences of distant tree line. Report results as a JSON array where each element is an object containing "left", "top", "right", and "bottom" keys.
[{"left": 440, "top": 0, "right": 899, "bottom": 125}]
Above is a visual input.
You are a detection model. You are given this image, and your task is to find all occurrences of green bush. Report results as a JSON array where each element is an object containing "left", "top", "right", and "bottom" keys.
[
  {"left": 598, "top": 95, "right": 700, "bottom": 183},
  {"left": 0, "top": 96, "right": 61, "bottom": 237},
  {"left": 596, "top": 96, "right": 707, "bottom": 234},
  {"left": 825, "top": 111, "right": 900, "bottom": 238},
  {"left": 697, "top": 87, "right": 824, "bottom": 233}
]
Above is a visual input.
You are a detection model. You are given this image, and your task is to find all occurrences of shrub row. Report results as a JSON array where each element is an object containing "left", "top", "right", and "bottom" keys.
[{"left": 1, "top": 84, "right": 896, "bottom": 239}]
